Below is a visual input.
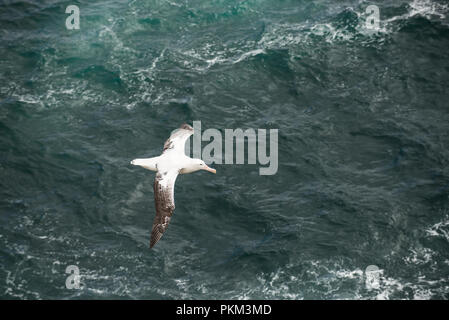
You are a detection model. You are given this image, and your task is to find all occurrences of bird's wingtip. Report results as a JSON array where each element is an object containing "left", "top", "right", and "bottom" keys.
[{"left": 180, "top": 123, "right": 193, "bottom": 131}]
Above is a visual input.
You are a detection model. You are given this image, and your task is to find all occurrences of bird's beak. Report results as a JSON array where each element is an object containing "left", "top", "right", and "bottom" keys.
[{"left": 204, "top": 165, "right": 216, "bottom": 174}]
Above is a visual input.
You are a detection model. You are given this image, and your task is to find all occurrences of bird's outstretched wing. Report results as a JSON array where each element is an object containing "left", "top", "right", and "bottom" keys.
[
  {"left": 162, "top": 123, "right": 194, "bottom": 154},
  {"left": 150, "top": 170, "right": 179, "bottom": 248}
]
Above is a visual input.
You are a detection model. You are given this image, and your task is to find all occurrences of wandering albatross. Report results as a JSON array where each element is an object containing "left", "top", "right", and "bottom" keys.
[{"left": 130, "top": 123, "right": 216, "bottom": 248}]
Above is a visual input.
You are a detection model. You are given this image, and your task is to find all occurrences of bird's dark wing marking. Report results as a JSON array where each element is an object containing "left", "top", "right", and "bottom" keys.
[
  {"left": 150, "top": 170, "right": 179, "bottom": 248},
  {"left": 162, "top": 123, "right": 194, "bottom": 154}
]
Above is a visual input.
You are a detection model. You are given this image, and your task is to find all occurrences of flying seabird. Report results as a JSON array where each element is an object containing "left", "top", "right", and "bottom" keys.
[{"left": 131, "top": 123, "right": 216, "bottom": 248}]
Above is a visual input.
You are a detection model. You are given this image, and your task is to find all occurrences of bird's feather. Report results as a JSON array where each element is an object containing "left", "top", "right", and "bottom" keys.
[
  {"left": 162, "top": 123, "right": 194, "bottom": 154},
  {"left": 150, "top": 170, "right": 179, "bottom": 248}
]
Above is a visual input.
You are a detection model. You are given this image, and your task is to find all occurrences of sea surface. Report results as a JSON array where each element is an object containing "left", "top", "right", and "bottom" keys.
[{"left": 1, "top": 0, "right": 449, "bottom": 299}]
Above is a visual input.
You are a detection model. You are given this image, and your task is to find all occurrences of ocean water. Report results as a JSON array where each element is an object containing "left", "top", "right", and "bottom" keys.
[{"left": 1, "top": 0, "right": 449, "bottom": 300}]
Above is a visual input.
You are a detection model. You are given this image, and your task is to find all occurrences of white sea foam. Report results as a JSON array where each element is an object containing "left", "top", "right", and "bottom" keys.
[
  {"left": 409, "top": 0, "right": 448, "bottom": 19},
  {"left": 425, "top": 214, "right": 449, "bottom": 241},
  {"left": 385, "top": 0, "right": 448, "bottom": 24}
]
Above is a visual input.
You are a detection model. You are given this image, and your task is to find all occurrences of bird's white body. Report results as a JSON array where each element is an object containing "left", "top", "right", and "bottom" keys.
[
  {"left": 131, "top": 153, "right": 204, "bottom": 175},
  {"left": 130, "top": 123, "right": 216, "bottom": 248}
]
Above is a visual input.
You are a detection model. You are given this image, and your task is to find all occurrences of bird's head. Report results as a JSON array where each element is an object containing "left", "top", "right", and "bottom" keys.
[{"left": 193, "top": 159, "right": 216, "bottom": 174}]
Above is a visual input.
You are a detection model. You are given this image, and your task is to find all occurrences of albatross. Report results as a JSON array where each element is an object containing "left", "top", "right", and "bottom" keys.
[{"left": 130, "top": 123, "right": 216, "bottom": 248}]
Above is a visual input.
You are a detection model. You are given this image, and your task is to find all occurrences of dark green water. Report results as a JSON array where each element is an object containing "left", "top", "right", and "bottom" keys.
[{"left": 1, "top": 0, "right": 449, "bottom": 299}]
